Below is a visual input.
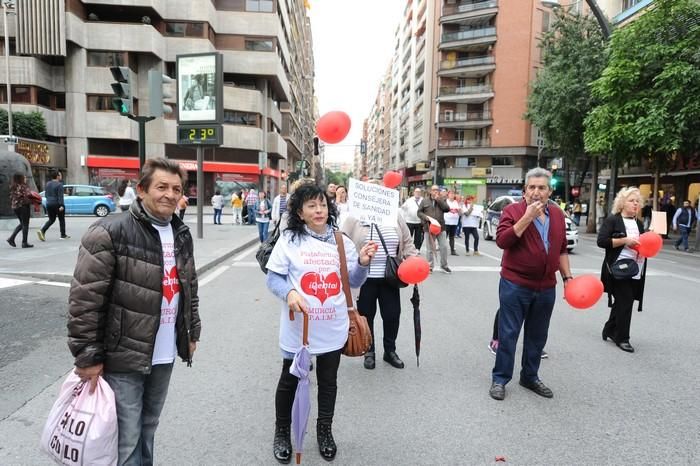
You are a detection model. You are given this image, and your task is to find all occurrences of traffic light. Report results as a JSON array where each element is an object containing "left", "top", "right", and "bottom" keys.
[
  {"left": 148, "top": 70, "right": 175, "bottom": 118},
  {"left": 550, "top": 169, "right": 558, "bottom": 188},
  {"left": 110, "top": 66, "right": 133, "bottom": 116}
]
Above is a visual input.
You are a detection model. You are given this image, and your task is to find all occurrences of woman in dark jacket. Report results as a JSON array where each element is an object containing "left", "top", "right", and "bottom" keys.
[
  {"left": 597, "top": 187, "right": 647, "bottom": 353},
  {"left": 6, "top": 173, "right": 34, "bottom": 248}
]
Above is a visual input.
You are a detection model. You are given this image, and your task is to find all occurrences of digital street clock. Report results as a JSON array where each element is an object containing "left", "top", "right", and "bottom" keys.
[{"left": 177, "top": 125, "right": 223, "bottom": 145}]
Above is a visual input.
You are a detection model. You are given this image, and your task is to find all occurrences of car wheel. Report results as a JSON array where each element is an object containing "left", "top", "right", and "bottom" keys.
[
  {"left": 567, "top": 247, "right": 574, "bottom": 253},
  {"left": 483, "top": 224, "right": 493, "bottom": 241},
  {"left": 94, "top": 205, "right": 110, "bottom": 217}
]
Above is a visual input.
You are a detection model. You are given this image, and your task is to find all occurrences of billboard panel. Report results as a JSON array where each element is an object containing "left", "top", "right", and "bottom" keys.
[{"left": 176, "top": 53, "right": 223, "bottom": 124}]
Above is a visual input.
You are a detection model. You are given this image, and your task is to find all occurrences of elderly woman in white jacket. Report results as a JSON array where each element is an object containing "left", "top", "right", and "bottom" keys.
[{"left": 342, "top": 213, "right": 419, "bottom": 370}]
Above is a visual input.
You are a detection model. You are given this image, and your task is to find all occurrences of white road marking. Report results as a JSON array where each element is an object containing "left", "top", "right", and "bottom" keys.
[
  {"left": 0, "top": 277, "right": 32, "bottom": 289},
  {"left": 231, "top": 246, "right": 258, "bottom": 263},
  {"left": 230, "top": 261, "right": 258, "bottom": 268},
  {"left": 36, "top": 281, "right": 71, "bottom": 288},
  {"left": 454, "top": 240, "right": 501, "bottom": 261},
  {"left": 198, "top": 265, "right": 231, "bottom": 287}
]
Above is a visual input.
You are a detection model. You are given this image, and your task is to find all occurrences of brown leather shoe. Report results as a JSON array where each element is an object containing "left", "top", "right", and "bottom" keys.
[{"left": 519, "top": 379, "right": 553, "bottom": 398}]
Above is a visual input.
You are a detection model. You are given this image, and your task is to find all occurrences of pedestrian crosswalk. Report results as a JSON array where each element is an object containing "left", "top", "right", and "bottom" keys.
[{"left": 0, "top": 276, "right": 71, "bottom": 289}]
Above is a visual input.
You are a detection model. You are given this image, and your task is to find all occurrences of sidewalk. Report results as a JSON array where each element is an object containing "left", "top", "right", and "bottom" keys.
[{"left": 0, "top": 209, "right": 260, "bottom": 281}]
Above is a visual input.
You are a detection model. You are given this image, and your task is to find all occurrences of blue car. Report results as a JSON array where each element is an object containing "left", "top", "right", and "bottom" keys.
[{"left": 41, "top": 184, "right": 117, "bottom": 217}]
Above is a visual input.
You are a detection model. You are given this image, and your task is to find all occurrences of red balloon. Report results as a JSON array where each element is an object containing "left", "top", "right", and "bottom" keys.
[
  {"left": 397, "top": 256, "right": 430, "bottom": 285},
  {"left": 429, "top": 223, "right": 441, "bottom": 236},
  {"left": 634, "top": 232, "right": 663, "bottom": 258},
  {"left": 564, "top": 275, "right": 604, "bottom": 310},
  {"left": 383, "top": 171, "right": 403, "bottom": 188},
  {"left": 315, "top": 111, "right": 351, "bottom": 144}
]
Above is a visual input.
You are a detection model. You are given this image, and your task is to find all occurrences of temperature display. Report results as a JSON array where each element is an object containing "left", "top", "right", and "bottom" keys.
[{"left": 177, "top": 125, "right": 223, "bottom": 145}]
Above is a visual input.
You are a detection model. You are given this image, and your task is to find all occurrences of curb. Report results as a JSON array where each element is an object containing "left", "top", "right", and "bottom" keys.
[{"left": 0, "top": 238, "right": 260, "bottom": 283}]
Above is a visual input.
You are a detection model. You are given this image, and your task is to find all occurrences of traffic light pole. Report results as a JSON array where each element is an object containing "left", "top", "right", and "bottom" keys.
[
  {"left": 128, "top": 115, "right": 156, "bottom": 169},
  {"left": 196, "top": 145, "right": 204, "bottom": 239}
]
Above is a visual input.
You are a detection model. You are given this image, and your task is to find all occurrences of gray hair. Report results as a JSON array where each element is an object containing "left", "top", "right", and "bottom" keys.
[{"left": 524, "top": 167, "right": 552, "bottom": 187}]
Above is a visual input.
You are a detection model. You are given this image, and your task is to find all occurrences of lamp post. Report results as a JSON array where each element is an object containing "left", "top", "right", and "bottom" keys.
[
  {"left": 542, "top": 0, "right": 616, "bottom": 214},
  {"left": 2, "top": 0, "right": 16, "bottom": 151}
]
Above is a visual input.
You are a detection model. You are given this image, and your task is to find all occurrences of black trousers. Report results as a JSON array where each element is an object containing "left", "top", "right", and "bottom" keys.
[
  {"left": 41, "top": 204, "right": 66, "bottom": 236},
  {"left": 446, "top": 225, "right": 458, "bottom": 252},
  {"left": 275, "top": 349, "right": 341, "bottom": 427},
  {"left": 463, "top": 226, "right": 479, "bottom": 252},
  {"left": 604, "top": 279, "right": 641, "bottom": 343},
  {"left": 407, "top": 222, "right": 423, "bottom": 251},
  {"left": 357, "top": 277, "right": 401, "bottom": 353},
  {"left": 10, "top": 205, "right": 31, "bottom": 244}
]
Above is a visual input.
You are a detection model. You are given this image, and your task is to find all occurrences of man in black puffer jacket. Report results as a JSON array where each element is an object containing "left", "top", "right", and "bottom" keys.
[{"left": 68, "top": 158, "right": 201, "bottom": 465}]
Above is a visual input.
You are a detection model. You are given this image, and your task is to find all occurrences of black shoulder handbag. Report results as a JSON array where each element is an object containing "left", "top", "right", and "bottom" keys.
[
  {"left": 372, "top": 224, "right": 408, "bottom": 288},
  {"left": 255, "top": 222, "right": 280, "bottom": 274},
  {"left": 608, "top": 258, "right": 639, "bottom": 280}
]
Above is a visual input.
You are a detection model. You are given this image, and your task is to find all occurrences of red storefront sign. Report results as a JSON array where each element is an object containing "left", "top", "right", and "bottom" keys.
[
  {"left": 217, "top": 173, "right": 259, "bottom": 183},
  {"left": 86, "top": 156, "right": 276, "bottom": 177},
  {"left": 97, "top": 168, "right": 137, "bottom": 179}
]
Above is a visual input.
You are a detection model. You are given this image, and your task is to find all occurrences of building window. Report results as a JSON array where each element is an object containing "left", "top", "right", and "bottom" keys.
[
  {"left": 87, "top": 95, "right": 115, "bottom": 111},
  {"left": 492, "top": 156, "right": 514, "bottom": 166},
  {"left": 245, "top": 39, "right": 274, "bottom": 52},
  {"left": 223, "top": 110, "right": 258, "bottom": 126},
  {"left": 165, "top": 22, "right": 205, "bottom": 38},
  {"left": 246, "top": 0, "right": 274, "bottom": 12},
  {"left": 87, "top": 51, "right": 127, "bottom": 67},
  {"left": 622, "top": 0, "right": 643, "bottom": 10},
  {"left": 455, "top": 157, "right": 476, "bottom": 168},
  {"left": 12, "top": 86, "right": 32, "bottom": 104},
  {"left": 55, "top": 93, "right": 66, "bottom": 110},
  {"left": 37, "top": 88, "right": 52, "bottom": 108},
  {"left": 542, "top": 11, "right": 550, "bottom": 33}
]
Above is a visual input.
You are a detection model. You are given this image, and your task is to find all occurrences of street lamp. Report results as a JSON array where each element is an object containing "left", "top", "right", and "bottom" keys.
[
  {"left": 542, "top": 0, "right": 616, "bottom": 214},
  {"left": 2, "top": 0, "right": 16, "bottom": 151}
]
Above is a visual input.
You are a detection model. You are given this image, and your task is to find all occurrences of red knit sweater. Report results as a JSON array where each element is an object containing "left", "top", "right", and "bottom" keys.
[{"left": 496, "top": 200, "right": 567, "bottom": 290}]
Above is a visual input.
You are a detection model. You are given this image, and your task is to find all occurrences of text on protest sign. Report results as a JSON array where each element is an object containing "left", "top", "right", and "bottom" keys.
[{"left": 347, "top": 178, "right": 399, "bottom": 226}]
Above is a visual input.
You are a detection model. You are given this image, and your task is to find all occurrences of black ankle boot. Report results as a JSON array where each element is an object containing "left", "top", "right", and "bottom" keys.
[
  {"left": 317, "top": 421, "right": 337, "bottom": 461},
  {"left": 273, "top": 424, "right": 292, "bottom": 464},
  {"left": 363, "top": 351, "right": 375, "bottom": 369}
]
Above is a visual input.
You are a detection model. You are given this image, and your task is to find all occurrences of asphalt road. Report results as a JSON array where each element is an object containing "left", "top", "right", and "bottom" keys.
[{"left": 1, "top": 234, "right": 699, "bottom": 465}]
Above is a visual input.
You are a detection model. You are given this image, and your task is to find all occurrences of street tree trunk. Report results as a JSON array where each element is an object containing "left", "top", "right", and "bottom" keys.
[
  {"left": 587, "top": 155, "right": 598, "bottom": 233},
  {"left": 653, "top": 163, "right": 660, "bottom": 211}
]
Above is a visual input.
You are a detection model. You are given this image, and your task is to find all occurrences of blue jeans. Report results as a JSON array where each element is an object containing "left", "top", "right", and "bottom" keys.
[
  {"left": 247, "top": 205, "right": 256, "bottom": 224},
  {"left": 257, "top": 220, "right": 269, "bottom": 242},
  {"left": 676, "top": 226, "right": 691, "bottom": 250},
  {"left": 492, "top": 278, "right": 555, "bottom": 385},
  {"left": 213, "top": 208, "right": 222, "bottom": 224},
  {"left": 103, "top": 363, "right": 174, "bottom": 466}
]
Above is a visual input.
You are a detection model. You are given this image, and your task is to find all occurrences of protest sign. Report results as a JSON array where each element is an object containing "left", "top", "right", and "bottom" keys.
[{"left": 347, "top": 178, "right": 399, "bottom": 226}]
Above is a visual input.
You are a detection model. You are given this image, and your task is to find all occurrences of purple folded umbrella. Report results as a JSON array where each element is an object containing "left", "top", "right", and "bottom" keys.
[{"left": 289, "top": 311, "right": 311, "bottom": 464}]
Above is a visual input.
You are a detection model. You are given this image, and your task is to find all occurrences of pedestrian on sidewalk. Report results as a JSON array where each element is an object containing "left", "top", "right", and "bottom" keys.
[
  {"left": 693, "top": 198, "right": 700, "bottom": 252},
  {"left": 460, "top": 195, "right": 481, "bottom": 256},
  {"left": 445, "top": 190, "right": 460, "bottom": 256},
  {"left": 211, "top": 190, "right": 224, "bottom": 225},
  {"left": 334, "top": 185, "right": 349, "bottom": 228},
  {"left": 489, "top": 168, "right": 572, "bottom": 401},
  {"left": 342, "top": 213, "right": 419, "bottom": 371},
  {"left": 400, "top": 187, "right": 424, "bottom": 251},
  {"left": 672, "top": 200, "right": 696, "bottom": 252},
  {"left": 231, "top": 190, "right": 243, "bottom": 224},
  {"left": 255, "top": 191, "right": 272, "bottom": 242},
  {"left": 117, "top": 179, "right": 136, "bottom": 213},
  {"left": 6, "top": 173, "right": 34, "bottom": 248},
  {"left": 573, "top": 198, "right": 582, "bottom": 226},
  {"left": 246, "top": 188, "right": 259, "bottom": 225},
  {"left": 641, "top": 199, "right": 652, "bottom": 231},
  {"left": 598, "top": 187, "right": 647, "bottom": 353},
  {"left": 38, "top": 170, "right": 69, "bottom": 241},
  {"left": 271, "top": 184, "right": 289, "bottom": 228},
  {"left": 68, "top": 157, "right": 201, "bottom": 466},
  {"left": 265, "top": 183, "right": 375, "bottom": 463},
  {"left": 418, "top": 185, "right": 451, "bottom": 273}
]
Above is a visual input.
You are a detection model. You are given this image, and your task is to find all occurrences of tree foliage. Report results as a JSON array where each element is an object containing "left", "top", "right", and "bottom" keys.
[
  {"left": 325, "top": 169, "right": 352, "bottom": 187},
  {"left": 526, "top": 9, "right": 608, "bottom": 159},
  {"left": 584, "top": 0, "right": 700, "bottom": 167},
  {"left": 0, "top": 109, "right": 48, "bottom": 140}
]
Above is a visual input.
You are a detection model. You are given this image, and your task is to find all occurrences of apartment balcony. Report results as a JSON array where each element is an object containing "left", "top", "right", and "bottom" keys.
[
  {"left": 439, "top": 111, "right": 492, "bottom": 129},
  {"left": 441, "top": 1, "right": 498, "bottom": 24},
  {"left": 438, "top": 56, "right": 496, "bottom": 78},
  {"left": 438, "top": 84, "right": 493, "bottom": 104},
  {"left": 439, "top": 27, "right": 496, "bottom": 51},
  {"left": 267, "top": 132, "right": 287, "bottom": 160},
  {"left": 437, "top": 138, "right": 491, "bottom": 157}
]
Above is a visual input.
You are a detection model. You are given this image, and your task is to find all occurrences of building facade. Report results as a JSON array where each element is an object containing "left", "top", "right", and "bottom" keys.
[{"left": 0, "top": 0, "right": 315, "bottom": 201}]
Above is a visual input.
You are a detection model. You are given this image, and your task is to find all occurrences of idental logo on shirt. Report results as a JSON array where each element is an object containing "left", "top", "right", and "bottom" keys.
[
  {"left": 162, "top": 267, "right": 180, "bottom": 304},
  {"left": 300, "top": 272, "right": 341, "bottom": 305}
]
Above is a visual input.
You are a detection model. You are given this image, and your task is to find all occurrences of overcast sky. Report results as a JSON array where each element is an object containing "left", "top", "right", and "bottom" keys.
[{"left": 308, "top": 1, "right": 405, "bottom": 164}]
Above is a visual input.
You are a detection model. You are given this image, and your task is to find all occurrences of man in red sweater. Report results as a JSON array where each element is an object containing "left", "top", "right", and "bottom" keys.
[{"left": 489, "top": 168, "right": 573, "bottom": 401}]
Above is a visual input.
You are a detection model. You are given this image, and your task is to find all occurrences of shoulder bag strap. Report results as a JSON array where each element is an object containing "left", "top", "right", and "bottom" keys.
[
  {"left": 334, "top": 232, "right": 354, "bottom": 309},
  {"left": 372, "top": 223, "right": 390, "bottom": 255}
]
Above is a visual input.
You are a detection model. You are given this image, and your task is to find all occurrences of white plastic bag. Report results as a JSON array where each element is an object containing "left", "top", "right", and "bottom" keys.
[{"left": 40, "top": 372, "right": 118, "bottom": 465}]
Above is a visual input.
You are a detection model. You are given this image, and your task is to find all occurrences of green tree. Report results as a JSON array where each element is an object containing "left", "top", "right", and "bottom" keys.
[
  {"left": 0, "top": 109, "right": 48, "bottom": 140},
  {"left": 584, "top": 0, "right": 700, "bottom": 210},
  {"left": 325, "top": 169, "right": 351, "bottom": 187},
  {"left": 526, "top": 9, "right": 607, "bottom": 232}
]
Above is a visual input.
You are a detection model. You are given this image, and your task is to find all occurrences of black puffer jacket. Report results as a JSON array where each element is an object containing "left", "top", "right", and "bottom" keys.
[{"left": 68, "top": 200, "right": 201, "bottom": 373}]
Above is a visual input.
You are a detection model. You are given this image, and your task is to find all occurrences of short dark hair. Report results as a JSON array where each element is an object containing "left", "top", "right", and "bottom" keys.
[
  {"left": 50, "top": 170, "right": 60, "bottom": 180},
  {"left": 285, "top": 184, "right": 338, "bottom": 242},
  {"left": 138, "top": 158, "right": 186, "bottom": 191}
]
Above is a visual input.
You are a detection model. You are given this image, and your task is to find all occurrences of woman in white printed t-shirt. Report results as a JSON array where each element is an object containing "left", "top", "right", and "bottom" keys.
[
  {"left": 342, "top": 208, "right": 419, "bottom": 371},
  {"left": 265, "top": 184, "right": 376, "bottom": 463},
  {"left": 444, "top": 190, "right": 461, "bottom": 256}
]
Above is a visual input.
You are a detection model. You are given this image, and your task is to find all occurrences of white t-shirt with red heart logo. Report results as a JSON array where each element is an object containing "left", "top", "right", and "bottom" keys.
[
  {"left": 266, "top": 231, "right": 357, "bottom": 354},
  {"left": 152, "top": 223, "right": 179, "bottom": 365}
]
